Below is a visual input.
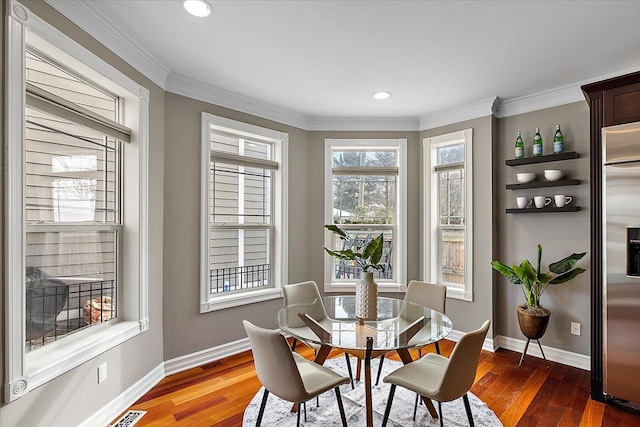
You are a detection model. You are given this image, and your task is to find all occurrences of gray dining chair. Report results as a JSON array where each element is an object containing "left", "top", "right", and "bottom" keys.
[
  {"left": 381, "top": 320, "right": 491, "bottom": 427},
  {"left": 375, "top": 280, "right": 447, "bottom": 386},
  {"left": 283, "top": 280, "right": 355, "bottom": 388},
  {"left": 243, "top": 320, "right": 350, "bottom": 427}
]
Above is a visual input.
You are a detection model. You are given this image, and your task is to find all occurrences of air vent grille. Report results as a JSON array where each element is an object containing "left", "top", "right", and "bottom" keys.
[{"left": 111, "top": 410, "right": 146, "bottom": 427}]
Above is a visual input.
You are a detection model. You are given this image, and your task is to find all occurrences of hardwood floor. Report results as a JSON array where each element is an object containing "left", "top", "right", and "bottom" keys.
[{"left": 116, "top": 340, "right": 640, "bottom": 426}]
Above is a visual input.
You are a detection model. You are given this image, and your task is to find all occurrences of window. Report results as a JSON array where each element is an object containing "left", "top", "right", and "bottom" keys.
[
  {"left": 6, "top": 4, "right": 148, "bottom": 402},
  {"left": 324, "top": 139, "right": 407, "bottom": 292},
  {"left": 423, "top": 129, "right": 473, "bottom": 301},
  {"left": 200, "top": 113, "right": 288, "bottom": 312}
]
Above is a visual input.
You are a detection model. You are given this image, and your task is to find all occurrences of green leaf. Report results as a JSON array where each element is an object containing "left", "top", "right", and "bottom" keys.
[
  {"left": 549, "top": 267, "right": 586, "bottom": 284},
  {"left": 324, "top": 224, "right": 347, "bottom": 239},
  {"left": 364, "top": 234, "right": 384, "bottom": 265},
  {"left": 323, "top": 247, "right": 355, "bottom": 260},
  {"left": 549, "top": 252, "right": 587, "bottom": 274},
  {"left": 537, "top": 244, "right": 543, "bottom": 274},
  {"left": 491, "top": 261, "right": 522, "bottom": 284},
  {"left": 537, "top": 272, "right": 553, "bottom": 284}
]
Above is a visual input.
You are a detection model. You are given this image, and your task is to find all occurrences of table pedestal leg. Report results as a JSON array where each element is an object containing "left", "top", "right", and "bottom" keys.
[{"left": 396, "top": 348, "right": 438, "bottom": 419}]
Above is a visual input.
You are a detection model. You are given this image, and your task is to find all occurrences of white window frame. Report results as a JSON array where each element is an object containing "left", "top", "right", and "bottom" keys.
[
  {"left": 5, "top": 1, "right": 149, "bottom": 402},
  {"left": 200, "top": 113, "right": 288, "bottom": 312},
  {"left": 323, "top": 139, "right": 407, "bottom": 293},
  {"left": 423, "top": 129, "right": 473, "bottom": 301}
]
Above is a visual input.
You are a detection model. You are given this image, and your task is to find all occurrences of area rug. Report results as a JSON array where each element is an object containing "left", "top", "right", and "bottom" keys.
[{"left": 243, "top": 356, "right": 502, "bottom": 426}]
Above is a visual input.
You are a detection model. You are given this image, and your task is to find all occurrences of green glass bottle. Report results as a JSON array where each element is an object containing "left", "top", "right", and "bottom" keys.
[
  {"left": 553, "top": 124, "right": 564, "bottom": 154},
  {"left": 533, "top": 128, "right": 543, "bottom": 156},
  {"left": 515, "top": 132, "right": 524, "bottom": 159}
]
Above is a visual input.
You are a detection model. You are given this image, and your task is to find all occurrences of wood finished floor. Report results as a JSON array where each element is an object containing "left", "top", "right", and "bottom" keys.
[{"left": 117, "top": 340, "right": 640, "bottom": 426}]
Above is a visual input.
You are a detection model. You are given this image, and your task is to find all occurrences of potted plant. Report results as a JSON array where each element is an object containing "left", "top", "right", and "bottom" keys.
[
  {"left": 324, "top": 224, "right": 385, "bottom": 320},
  {"left": 491, "top": 244, "right": 586, "bottom": 365}
]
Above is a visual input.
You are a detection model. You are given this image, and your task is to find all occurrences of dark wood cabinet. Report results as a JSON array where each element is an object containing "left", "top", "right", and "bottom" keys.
[
  {"left": 604, "top": 82, "right": 640, "bottom": 126},
  {"left": 582, "top": 70, "right": 640, "bottom": 404}
]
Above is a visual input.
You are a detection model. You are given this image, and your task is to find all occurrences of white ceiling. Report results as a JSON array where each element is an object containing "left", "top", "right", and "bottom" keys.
[{"left": 49, "top": 0, "right": 640, "bottom": 125}]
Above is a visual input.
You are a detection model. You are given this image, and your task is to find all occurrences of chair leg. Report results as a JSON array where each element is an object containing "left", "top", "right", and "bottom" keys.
[
  {"left": 381, "top": 384, "right": 396, "bottom": 427},
  {"left": 290, "top": 338, "right": 297, "bottom": 351},
  {"left": 463, "top": 393, "right": 475, "bottom": 427},
  {"left": 335, "top": 386, "right": 348, "bottom": 427},
  {"left": 438, "top": 401, "right": 444, "bottom": 427},
  {"left": 256, "top": 389, "right": 269, "bottom": 427},
  {"left": 434, "top": 341, "right": 441, "bottom": 355},
  {"left": 375, "top": 354, "right": 385, "bottom": 386},
  {"left": 303, "top": 401, "right": 307, "bottom": 422},
  {"left": 297, "top": 402, "right": 301, "bottom": 427},
  {"left": 413, "top": 393, "right": 419, "bottom": 421},
  {"left": 344, "top": 352, "right": 355, "bottom": 389}
]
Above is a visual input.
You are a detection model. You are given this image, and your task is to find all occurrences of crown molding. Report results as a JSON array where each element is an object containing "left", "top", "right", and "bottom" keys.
[
  {"left": 419, "top": 96, "right": 501, "bottom": 131},
  {"left": 166, "top": 73, "right": 311, "bottom": 130},
  {"left": 496, "top": 83, "right": 584, "bottom": 118},
  {"left": 496, "top": 66, "right": 640, "bottom": 118},
  {"left": 308, "top": 116, "right": 420, "bottom": 131},
  {"left": 45, "top": 0, "right": 170, "bottom": 89}
]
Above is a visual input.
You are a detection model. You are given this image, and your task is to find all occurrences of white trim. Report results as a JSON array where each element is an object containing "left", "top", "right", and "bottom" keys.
[
  {"left": 164, "top": 337, "right": 252, "bottom": 376},
  {"left": 422, "top": 129, "right": 473, "bottom": 302},
  {"left": 44, "top": 0, "right": 169, "bottom": 89},
  {"left": 497, "top": 84, "right": 583, "bottom": 118},
  {"left": 200, "top": 288, "right": 283, "bottom": 313},
  {"left": 5, "top": 11, "right": 28, "bottom": 403},
  {"left": 323, "top": 283, "right": 408, "bottom": 294},
  {"left": 445, "top": 329, "right": 496, "bottom": 354},
  {"left": 170, "top": 73, "right": 311, "bottom": 130},
  {"left": 495, "top": 335, "right": 590, "bottom": 371},
  {"left": 5, "top": 1, "right": 150, "bottom": 402},
  {"left": 78, "top": 363, "right": 164, "bottom": 427},
  {"left": 420, "top": 97, "right": 500, "bottom": 131},
  {"left": 309, "top": 116, "right": 420, "bottom": 131},
  {"left": 200, "top": 114, "right": 288, "bottom": 313},
  {"left": 323, "top": 139, "right": 407, "bottom": 290}
]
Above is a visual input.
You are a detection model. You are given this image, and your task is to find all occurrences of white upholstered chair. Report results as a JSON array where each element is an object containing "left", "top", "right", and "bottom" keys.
[
  {"left": 283, "top": 280, "right": 355, "bottom": 388},
  {"left": 243, "top": 321, "right": 350, "bottom": 427},
  {"left": 381, "top": 320, "right": 491, "bottom": 427}
]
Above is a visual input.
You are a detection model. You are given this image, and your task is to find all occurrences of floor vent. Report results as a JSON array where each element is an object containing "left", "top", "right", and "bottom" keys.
[{"left": 111, "top": 410, "right": 146, "bottom": 427}]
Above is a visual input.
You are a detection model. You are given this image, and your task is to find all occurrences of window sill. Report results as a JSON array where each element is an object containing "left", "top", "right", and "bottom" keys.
[
  {"left": 11, "top": 320, "right": 144, "bottom": 401},
  {"left": 446, "top": 287, "right": 473, "bottom": 301},
  {"left": 201, "top": 288, "right": 282, "bottom": 313},
  {"left": 323, "top": 282, "right": 408, "bottom": 293}
]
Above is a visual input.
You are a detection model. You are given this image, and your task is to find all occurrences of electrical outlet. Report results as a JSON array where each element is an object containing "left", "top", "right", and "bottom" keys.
[
  {"left": 571, "top": 322, "right": 581, "bottom": 336},
  {"left": 98, "top": 363, "right": 108, "bottom": 384}
]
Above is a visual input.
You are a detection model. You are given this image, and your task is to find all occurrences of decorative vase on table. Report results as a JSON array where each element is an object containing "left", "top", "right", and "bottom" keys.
[{"left": 356, "top": 272, "right": 378, "bottom": 321}]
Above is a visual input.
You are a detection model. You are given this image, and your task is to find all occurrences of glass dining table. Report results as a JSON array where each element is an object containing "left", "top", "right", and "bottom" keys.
[{"left": 276, "top": 295, "right": 452, "bottom": 427}]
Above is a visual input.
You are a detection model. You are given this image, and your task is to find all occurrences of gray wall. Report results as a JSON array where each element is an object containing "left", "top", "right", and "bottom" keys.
[
  {"left": 1, "top": 1, "right": 166, "bottom": 426},
  {"left": 162, "top": 93, "right": 310, "bottom": 360},
  {"left": 495, "top": 101, "right": 591, "bottom": 355},
  {"left": 420, "top": 116, "right": 497, "bottom": 337}
]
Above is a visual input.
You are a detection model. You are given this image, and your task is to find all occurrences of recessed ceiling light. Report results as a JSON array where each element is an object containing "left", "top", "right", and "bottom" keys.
[
  {"left": 374, "top": 91, "right": 391, "bottom": 100},
  {"left": 183, "top": 0, "right": 212, "bottom": 18}
]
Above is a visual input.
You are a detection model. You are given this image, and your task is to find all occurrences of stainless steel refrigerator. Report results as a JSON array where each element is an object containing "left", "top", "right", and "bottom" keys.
[{"left": 603, "top": 121, "right": 640, "bottom": 410}]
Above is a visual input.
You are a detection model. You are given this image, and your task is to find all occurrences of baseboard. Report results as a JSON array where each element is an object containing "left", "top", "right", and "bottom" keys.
[
  {"left": 494, "top": 335, "right": 590, "bottom": 371},
  {"left": 164, "top": 336, "right": 251, "bottom": 376},
  {"left": 445, "top": 328, "right": 496, "bottom": 353},
  {"left": 79, "top": 363, "right": 164, "bottom": 427}
]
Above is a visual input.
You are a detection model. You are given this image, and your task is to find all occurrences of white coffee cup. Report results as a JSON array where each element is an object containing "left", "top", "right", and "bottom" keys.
[
  {"left": 516, "top": 197, "right": 531, "bottom": 209},
  {"left": 534, "top": 196, "right": 552, "bottom": 208},
  {"left": 554, "top": 195, "right": 573, "bottom": 208}
]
